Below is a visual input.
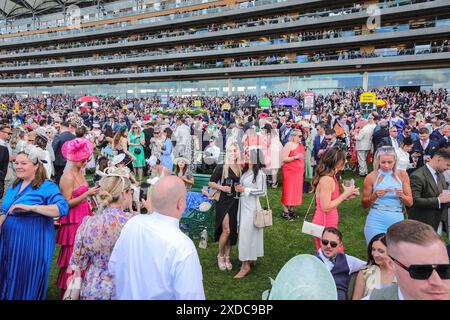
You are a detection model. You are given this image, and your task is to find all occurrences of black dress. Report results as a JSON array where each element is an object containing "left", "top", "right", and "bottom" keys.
[{"left": 210, "top": 164, "right": 240, "bottom": 246}]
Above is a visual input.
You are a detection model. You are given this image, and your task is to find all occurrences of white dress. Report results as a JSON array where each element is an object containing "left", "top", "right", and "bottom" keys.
[{"left": 237, "top": 170, "right": 266, "bottom": 262}]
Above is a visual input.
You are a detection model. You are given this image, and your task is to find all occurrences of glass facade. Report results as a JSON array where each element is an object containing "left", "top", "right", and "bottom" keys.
[
  {"left": 1, "top": 68, "right": 449, "bottom": 97},
  {"left": 368, "top": 68, "right": 450, "bottom": 89}
]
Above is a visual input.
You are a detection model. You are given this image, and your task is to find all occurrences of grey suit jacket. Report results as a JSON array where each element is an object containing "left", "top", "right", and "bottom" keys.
[
  {"left": 408, "top": 165, "right": 448, "bottom": 231},
  {"left": 370, "top": 284, "right": 399, "bottom": 300}
]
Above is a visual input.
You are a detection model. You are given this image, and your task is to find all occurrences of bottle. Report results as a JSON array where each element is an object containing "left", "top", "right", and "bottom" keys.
[{"left": 199, "top": 228, "right": 208, "bottom": 249}]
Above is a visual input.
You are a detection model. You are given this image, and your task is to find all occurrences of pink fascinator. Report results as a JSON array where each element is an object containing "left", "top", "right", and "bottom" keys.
[{"left": 62, "top": 138, "right": 94, "bottom": 162}]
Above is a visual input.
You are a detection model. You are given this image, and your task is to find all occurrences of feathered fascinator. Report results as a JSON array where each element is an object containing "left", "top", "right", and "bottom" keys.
[{"left": 22, "top": 144, "right": 48, "bottom": 164}]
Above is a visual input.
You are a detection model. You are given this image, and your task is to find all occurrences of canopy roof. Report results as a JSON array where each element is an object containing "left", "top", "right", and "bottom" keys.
[{"left": 0, "top": 0, "right": 118, "bottom": 19}]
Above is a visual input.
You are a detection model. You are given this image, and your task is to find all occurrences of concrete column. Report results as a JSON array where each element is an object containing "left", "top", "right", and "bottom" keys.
[
  {"left": 363, "top": 71, "right": 369, "bottom": 91},
  {"left": 228, "top": 78, "right": 232, "bottom": 96},
  {"left": 288, "top": 75, "right": 293, "bottom": 92}
]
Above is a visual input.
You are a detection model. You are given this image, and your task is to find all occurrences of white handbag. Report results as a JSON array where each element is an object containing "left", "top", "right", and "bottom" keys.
[{"left": 301, "top": 193, "right": 325, "bottom": 238}]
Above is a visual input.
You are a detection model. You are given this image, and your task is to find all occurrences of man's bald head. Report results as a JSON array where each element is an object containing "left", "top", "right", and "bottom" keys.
[{"left": 151, "top": 176, "right": 186, "bottom": 219}]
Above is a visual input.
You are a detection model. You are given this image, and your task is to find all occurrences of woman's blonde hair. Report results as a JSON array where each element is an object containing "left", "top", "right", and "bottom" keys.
[
  {"left": 97, "top": 167, "right": 131, "bottom": 209},
  {"left": 373, "top": 146, "right": 397, "bottom": 171},
  {"left": 289, "top": 129, "right": 302, "bottom": 142},
  {"left": 222, "top": 142, "right": 241, "bottom": 180}
]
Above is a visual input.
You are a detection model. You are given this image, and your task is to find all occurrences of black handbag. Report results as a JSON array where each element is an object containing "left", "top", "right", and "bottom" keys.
[{"left": 134, "top": 148, "right": 142, "bottom": 155}]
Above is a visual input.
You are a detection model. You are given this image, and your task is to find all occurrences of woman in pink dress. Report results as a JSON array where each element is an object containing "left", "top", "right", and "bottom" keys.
[
  {"left": 311, "top": 147, "right": 358, "bottom": 252},
  {"left": 56, "top": 138, "right": 98, "bottom": 299},
  {"left": 281, "top": 129, "right": 305, "bottom": 220}
]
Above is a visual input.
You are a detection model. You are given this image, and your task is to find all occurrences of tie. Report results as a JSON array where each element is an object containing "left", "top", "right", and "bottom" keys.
[{"left": 436, "top": 172, "right": 443, "bottom": 193}]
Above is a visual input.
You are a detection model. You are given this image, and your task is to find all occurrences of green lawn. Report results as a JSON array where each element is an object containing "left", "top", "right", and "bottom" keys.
[{"left": 46, "top": 173, "right": 368, "bottom": 300}]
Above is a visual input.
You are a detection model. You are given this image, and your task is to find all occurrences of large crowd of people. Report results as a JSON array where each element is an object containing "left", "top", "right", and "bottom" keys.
[{"left": 0, "top": 86, "right": 450, "bottom": 300}]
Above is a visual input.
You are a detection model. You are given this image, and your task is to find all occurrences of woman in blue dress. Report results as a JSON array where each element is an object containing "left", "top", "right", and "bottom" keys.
[
  {"left": 174, "top": 157, "right": 210, "bottom": 217},
  {"left": 362, "top": 146, "right": 413, "bottom": 244},
  {"left": 161, "top": 127, "right": 174, "bottom": 172},
  {"left": 0, "top": 145, "right": 69, "bottom": 300}
]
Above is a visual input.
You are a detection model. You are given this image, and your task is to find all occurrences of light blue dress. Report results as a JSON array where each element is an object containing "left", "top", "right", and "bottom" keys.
[
  {"left": 161, "top": 138, "right": 173, "bottom": 172},
  {"left": 364, "top": 169, "right": 404, "bottom": 244},
  {"left": 0, "top": 180, "right": 69, "bottom": 300}
]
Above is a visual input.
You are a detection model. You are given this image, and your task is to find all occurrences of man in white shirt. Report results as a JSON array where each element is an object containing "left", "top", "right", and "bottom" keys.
[
  {"left": 174, "top": 117, "right": 191, "bottom": 158},
  {"left": 365, "top": 220, "right": 450, "bottom": 300},
  {"left": 316, "top": 227, "right": 366, "bottom": 300},
  {"left": 109, "top": 176, "right": 205, "bottom": 300}
]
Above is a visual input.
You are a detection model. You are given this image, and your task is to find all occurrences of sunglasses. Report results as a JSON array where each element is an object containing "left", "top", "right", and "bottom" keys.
[
  {"left": 389, "top": 255, "right": 450, "bottom": 280},
  {"left": 321, "top": 239, "right": 339, "bottom": 248},
  {"left": 1, "top": 131, "right": 12, "bottom": 135}
]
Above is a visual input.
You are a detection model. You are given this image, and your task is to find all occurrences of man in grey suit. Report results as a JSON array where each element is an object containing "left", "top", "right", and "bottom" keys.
[
  {"left": 408, "top": 147, "right": 450, "bottom": 232},
  {"left": 367, "top": 220, "right": 450, "bottom": 300}
]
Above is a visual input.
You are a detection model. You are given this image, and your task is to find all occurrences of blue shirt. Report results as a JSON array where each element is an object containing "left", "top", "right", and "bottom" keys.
[{"left": 1, "top": 180, "right": 69, "bottom": 217}]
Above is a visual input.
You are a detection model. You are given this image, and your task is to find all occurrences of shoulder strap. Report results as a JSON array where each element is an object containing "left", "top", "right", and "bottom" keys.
[{"left": 303, "top": 193, "right": 316, "bottom": 221}]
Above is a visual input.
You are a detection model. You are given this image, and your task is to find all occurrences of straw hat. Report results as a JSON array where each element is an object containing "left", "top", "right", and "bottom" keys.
[{"left": 174, "top": 157, "right": 190, "bottom": 165}]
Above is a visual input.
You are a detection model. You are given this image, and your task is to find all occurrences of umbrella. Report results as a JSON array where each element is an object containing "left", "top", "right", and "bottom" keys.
[
  {"left": 242, "top": 101, "right": 258, "bottom": 108},
  {"left": 274, "top": 97, "right": 300, "bottom": 106},
  {"left": 80, "top": 101, "right": 99, "bottom": 108},
  {"left": 376, "top": 99, "right": 387, "bottom": 107},
  {"left": 221, "top": 103, "right": 231, "bottom": 110},
  {"left": 258, "top": 97, "right": 272, "bottom": 108},
  {"left": 78, "top": 95, "right": 99, "bottom": 103}
]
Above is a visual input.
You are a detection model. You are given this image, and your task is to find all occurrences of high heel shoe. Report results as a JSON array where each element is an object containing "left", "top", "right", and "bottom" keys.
[
  {"left": 224, "top": 255, "right": 233, "bottom": 271},
  {"left": 233, "top": 267, "right": 250, "bottom": 279},
  {"left": 217, "top": 255, "right": 226, "bottom": 271}
]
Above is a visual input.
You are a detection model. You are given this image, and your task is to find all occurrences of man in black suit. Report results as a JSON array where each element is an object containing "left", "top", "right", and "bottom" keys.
[
  {"left": 378, "top": 125, "right": 400, "bottom": 151},
  {"left": 408, "top": 148, "right": 450, "bottom": 232},
  {"left": 430, "top": 124, "right": 450, "bottom": 149},
  {"left": 372, "top": 120, "right": 389, "bottom": 153},
  {"left": 0, "top": 144, "right": 9, "bottom": 199},
  {"left": 52, "top": 121, "right": 76, "bottom": 185},
  {"left": 411, "top": 127, "right": 440, "bottom": 170}
]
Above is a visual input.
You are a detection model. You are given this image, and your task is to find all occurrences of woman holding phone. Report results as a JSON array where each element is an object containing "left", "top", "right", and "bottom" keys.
[{"left": 362, "top": 146, "right": 413, "bottom": 245}]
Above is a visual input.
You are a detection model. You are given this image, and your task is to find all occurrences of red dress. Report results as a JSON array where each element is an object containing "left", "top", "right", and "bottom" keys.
[
  {"left": 281, "top": 143, "right": 305, "bottom": 206},
  {"left": 56, "top": 184, "right": 92, "bottom": 298},
  {"left": 312, "top": 176, "right": 344, "bottom": 253}
]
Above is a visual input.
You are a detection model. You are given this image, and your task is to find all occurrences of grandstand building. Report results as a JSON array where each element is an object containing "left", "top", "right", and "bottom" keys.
[{"left": 0, "top": 0, "right": 449, "bottom": 96}]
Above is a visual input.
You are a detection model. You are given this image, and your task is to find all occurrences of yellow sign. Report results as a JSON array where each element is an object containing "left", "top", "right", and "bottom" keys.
[
  {"left": 221, "top": 103, "right": 231, "bottom": 110},
  {"left": 360, "top": 92, "right": 376, "bottom": 103},
  {"left": 122, "top": 105, "right": 128, "bottom": 110},
  {"left": 14, "top": 103, "right": 20, "bottom": 112},
  {"left": 194, "top": 100, "right": 202, "bottom": 107}
]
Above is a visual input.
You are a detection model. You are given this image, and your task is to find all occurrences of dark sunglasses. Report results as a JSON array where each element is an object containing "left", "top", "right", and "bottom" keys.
[
  {"left": 325, "top": 138, "right": 333, "bottom": 141},
  {"left": 2, "top": 131, "right": 12, "bottom": 135},
  {"left": 321, "top": 239, "right": 338, "bottom": 248},
  {"left": 389, "top": 255, "right": 450, "bottom": 280}
]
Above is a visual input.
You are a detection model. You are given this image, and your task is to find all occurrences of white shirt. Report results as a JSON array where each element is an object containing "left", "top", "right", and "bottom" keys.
[
  {"left": 362, "top": 285, "right": 405, "bottom": 300},
  {"left": 391, "top": 137, "right": 399, "bottom": 150},
  {"left": 175, "top": 124, "right": 191, "bottom": 146},
  {"left": 108, "top": 212, "right": 205, "bottom": 300},
  {"left": 317, "top": 249, "right": 366, "bottom": 274},
  {"left": 421, "top": 139, "right": 430, "bottom": 151},
  {"left": 396, "top": 148, "right": 411, "bottom": 171}
]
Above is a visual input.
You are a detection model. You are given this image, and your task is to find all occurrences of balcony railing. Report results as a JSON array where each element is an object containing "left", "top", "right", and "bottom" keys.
[{"left": 1, "top": 44, "right": 448, "bottom": 80}]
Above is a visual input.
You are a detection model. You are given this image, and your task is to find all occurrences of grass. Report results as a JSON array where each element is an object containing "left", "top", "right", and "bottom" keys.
[{"left": 46, "top": 172, "right": 368, "bottom": 300}]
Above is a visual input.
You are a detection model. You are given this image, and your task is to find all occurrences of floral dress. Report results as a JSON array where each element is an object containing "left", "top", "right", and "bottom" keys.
[{"left": 69, "top": 208, "right": 136, "bottom": 300}]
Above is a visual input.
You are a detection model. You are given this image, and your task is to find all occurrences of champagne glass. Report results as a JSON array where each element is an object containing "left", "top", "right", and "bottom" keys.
[
  {"left": 225, "top": 178, "right": 233, "bottom": 196},
  {"left": 233, "top": 181, "right": 240, "bottom": 199}
]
